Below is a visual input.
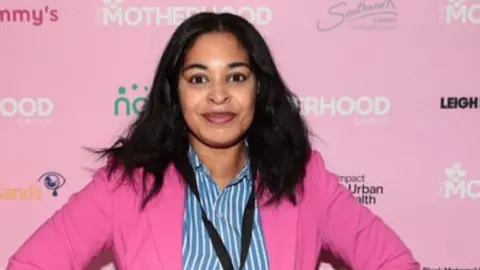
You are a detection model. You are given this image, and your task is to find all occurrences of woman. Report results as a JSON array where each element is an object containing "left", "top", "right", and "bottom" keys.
[{"left": 7, "top": 12, "right": 420, "bottom": 270}]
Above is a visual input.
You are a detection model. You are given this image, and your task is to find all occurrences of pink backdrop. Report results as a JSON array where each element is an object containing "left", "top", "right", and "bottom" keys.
[{"left": 1, "top": 0, "right": 480, "bottom": 269}]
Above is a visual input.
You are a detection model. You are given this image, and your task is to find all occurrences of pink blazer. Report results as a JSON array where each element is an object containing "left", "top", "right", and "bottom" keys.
[{"left": 7, "top": 151, "right": 420, "bottom": 270}]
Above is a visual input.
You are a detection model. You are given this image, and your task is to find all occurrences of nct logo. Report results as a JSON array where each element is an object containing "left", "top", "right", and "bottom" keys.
[
  {"left": 114, "top": 83, "right": 149, "bottom": 116},
  {"left": 443, "top": 0, "right": 480, "bottom": 24},
  {"left": 442, "top": 163, "right": 480, "bottom": 199}
]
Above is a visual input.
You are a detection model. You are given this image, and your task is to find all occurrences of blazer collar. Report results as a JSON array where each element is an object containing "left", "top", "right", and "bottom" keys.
[{"left": 146, "top": 166, "right": 299, "bottom": 270}]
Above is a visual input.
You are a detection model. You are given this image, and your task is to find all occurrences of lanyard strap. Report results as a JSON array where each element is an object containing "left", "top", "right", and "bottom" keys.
[{"left": 188, "top": 172, "right": 256, "bottom": 270}]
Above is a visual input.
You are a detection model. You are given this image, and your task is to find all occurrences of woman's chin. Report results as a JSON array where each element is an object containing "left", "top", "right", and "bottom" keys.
[{"left": 201, "top": 137, "right": 243, "bottom": 149}]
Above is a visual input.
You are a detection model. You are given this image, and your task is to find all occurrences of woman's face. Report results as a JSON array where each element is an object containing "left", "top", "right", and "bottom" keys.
[{"left": 178, "top": 32, "right": 256, "bottom": 148}]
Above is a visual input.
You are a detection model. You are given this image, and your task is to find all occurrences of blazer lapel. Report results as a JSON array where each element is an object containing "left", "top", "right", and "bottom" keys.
[
  {"left": 146, "top": 166, "right": 185, "bottom": 270},
  {"left": 259, "top": 190, "right": 299, "bottom": 270}
]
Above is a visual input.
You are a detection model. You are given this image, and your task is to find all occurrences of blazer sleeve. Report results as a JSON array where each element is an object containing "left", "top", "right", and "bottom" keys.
[
  {"left": 7, "top": 167, "right": 115, "bottom": 270},
  {"left": 312, "top": 152, "right": 421, "bottom": 269}
]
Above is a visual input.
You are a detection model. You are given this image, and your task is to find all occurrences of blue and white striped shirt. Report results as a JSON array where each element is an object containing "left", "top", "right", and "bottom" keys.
[{"left": 182, "top": 147, "right": 270, "bottom": 270}]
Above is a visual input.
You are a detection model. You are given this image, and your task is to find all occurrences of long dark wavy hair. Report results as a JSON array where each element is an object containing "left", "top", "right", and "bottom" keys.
[{"left": 91, "top": 12, "right": 312, "bottom": 209}]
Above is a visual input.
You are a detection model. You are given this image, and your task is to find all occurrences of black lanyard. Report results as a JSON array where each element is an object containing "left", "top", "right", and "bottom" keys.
[{"left": 188, "top": 172, "right": 256, "bottom": 270}]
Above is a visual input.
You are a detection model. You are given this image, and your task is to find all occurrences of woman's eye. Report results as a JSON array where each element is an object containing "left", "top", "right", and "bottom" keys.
[
  {"left": 189, "top": 75, "right": 207, "bottom": 84},
  {"left": 229, "top": 73, "right": 247, "bottom": 82}
]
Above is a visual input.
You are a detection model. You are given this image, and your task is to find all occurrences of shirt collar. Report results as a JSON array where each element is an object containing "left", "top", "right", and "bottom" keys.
[
  {"left": 187, "top": 145, "right": 252, "bottom": 185},
  {"left": 188, "top": 145, "right": 203, "bottom": 170}
]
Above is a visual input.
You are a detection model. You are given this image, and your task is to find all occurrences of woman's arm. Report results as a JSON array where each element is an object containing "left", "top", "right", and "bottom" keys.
[
  {"left": 312, "top": 152, "right": 421, "bottom": 269},
  {"left": 7, "top": 168, "right": 115, "bottom": 270}
]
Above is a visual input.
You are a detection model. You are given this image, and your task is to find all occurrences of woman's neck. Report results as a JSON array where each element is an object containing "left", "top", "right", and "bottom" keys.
[{"left": 190, "top": 141, "right": 247, "bottom": 190}]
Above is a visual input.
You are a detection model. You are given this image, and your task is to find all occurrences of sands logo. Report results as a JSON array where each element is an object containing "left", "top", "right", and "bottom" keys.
[
  {"left": 0, "top": 172, "right": 65, "bottom": 200},
  {"left": 440, "top": 0, "right": 480, "bottom": 24},
  {"left": 316, "top": 0, "right": 398, "bottom": 32},
  {"left": 0, "top": 97, "right": 54, "bottom": 127},
  {"left": 0, "top": 6, "right": 59, "bottom": 26},
  {"left": 441, "top": 163, "right": 480, "bottom": 199},
  {"left": 114, "top": 83, "right": 149, "bottom": 116},
  {"left": 0, "top": 184, "right": 43, "bottom": 200},
  {"left": 299, "top": 96, "right": 390, "bottom": 126},
  {"left": 98, "top": 0, "right": 272, "bottom": 27}
]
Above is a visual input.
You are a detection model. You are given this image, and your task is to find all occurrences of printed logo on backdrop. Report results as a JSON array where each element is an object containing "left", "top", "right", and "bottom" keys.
[
  {"left": 38, "top": 171, "right": 66, "bottom": 197},
  {"left": 0, "top": 6, "right": 59, "bottom": 26},
  {"left": 0, "top": 184, "right": 43, "bottom": 200},
  {"left": 299, "top": 96, "right": 391, "bottom": 126},
  {"left": 99, "top": 0, "right": 272, "bottom": 27},
  {"left": 0, "top": 97, "right": 54, "bottom": 127},
  {"left": 111, "top": 86, "right": 392, "bottom": 126},
  {"left": 440, "top": 96, "right": 480, "bottom": 109},
  {"left": 439, "top": 0, "right": 480, "bottom": 24},
  {"left": 316, "top": 0, "right": 398, "bottom": 32},
  {"left": 441, "top": 163, "right": 480, "bottom": 199},
  {"left": 340, "top": 175, "right": 384, "bottom": 205},
  {"left": 0, "top": 171, "right": 66, "bottom": 200},
  {"left": 114, "top": 83, "right": 148, "bottom": 116}
]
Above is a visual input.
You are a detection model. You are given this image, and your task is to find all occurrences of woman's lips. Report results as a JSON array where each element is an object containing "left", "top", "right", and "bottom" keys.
[{"left": 202, "top": 112, "right": 236, "bottom": 124}]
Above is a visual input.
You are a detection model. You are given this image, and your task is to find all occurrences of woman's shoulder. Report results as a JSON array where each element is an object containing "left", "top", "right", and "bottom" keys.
[
  {"left": 90, "top": 159, "right": 179, "bottom": 201},
  {"left": 84, "top": 163, "right": 140, "bottom": 205},
  {"left": 305, "top": 150, "right": 329, "bottom": 177},
  {"left": 87, "top": 160, "right": 146, "bottom": 201},
  {"left": 302, "top": 150, "right": 340, "bottom": 198}
]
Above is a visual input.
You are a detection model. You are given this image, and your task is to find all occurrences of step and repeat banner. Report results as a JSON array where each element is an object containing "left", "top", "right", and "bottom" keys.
[{"left": 1, "top": 0, "right": 479, "bottom": 269}]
